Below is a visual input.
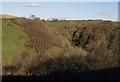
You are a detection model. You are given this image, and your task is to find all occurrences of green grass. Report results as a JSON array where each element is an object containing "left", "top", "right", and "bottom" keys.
[
  {"left": 49, "top": 21, "right": 84, "bottom": 33},
  {"left": 49, "top": 21, "right": 67, "bottom": 35},
  {"left": 2, "top": 18, "right": 36, "bottom": 65},
  {"left": 50, "top": 21, "right": 67, "bottom": 28}
]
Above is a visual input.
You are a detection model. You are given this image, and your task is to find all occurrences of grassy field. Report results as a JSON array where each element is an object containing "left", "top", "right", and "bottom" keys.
[
  {"left": 50, "top": 21, "right": 67, "bottom": 28},
  {"left": 2, "top": 19, "right": 36, "bottom": 66}
]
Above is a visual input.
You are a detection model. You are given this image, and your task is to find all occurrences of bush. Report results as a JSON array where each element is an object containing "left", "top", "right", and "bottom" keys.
[{"left": 24, "top": 53, "right": 91, "bottom": 76}]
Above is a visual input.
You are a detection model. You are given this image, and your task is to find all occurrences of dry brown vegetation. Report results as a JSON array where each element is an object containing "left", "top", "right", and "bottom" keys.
[
  {"left": 2, "top": 18, "right": 120, "bottom": 76},
  {"left": 12, "top": 18, "right": 59, "bottom": 55},
  {"left": 67, "top": 20, "right": 119, "bottom": 68}
]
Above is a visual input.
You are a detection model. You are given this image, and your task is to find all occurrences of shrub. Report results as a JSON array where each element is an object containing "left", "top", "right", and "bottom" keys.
[{"left": 24, "top": 53, "right": 91, "bottom": 76}]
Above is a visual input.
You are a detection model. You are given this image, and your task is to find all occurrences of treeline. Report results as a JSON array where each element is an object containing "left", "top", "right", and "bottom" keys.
[{"left": 22, "top": 15, "right": 102, "bottom": 22}]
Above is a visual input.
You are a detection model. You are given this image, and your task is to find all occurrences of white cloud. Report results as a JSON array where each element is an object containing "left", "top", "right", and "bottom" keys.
[
  {"left": 25, "top": 2, "right": 40, "bottom": 7},
  {"left": 95, "top": 9, "right": 112, "bottom": 16}
]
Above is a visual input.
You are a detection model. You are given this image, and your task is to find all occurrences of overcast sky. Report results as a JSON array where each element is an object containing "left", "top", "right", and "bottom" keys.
[{"left": 1, "top": 2, "right": 118, "bottom": 21}]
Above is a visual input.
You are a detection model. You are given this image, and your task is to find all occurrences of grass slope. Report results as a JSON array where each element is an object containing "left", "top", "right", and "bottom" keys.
[{"left": 2, "top": 19, "right": 36, "bottom": 66}]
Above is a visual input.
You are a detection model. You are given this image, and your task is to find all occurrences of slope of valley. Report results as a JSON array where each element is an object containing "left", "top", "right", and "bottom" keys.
[{"left": 2, "top": 17, "right": 120, "bottom": 75}]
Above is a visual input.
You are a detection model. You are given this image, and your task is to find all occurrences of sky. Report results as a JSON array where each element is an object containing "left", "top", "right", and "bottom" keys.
[
  {"left": 1, "top": 0, "right": 119, "bottom": 2},
  {"left": 1, "top": 2, "right": 118, "bottom": 21}
]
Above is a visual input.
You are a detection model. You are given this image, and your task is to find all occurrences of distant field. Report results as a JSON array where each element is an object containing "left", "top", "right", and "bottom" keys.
[
  {"left": 0, "top": 14, "right": 16, "bottom": 18},
  {"left": 50, "top": 21, "right": 67, "bottom": 28}
]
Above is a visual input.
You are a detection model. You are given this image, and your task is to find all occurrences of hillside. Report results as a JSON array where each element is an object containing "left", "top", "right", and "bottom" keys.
[
  {"left": 2, "top": 17, "right": 120, "bottom": 76},
  {"left": 2, "top": 18, "right": 37, "bottom": 66},
  {"left": 0, "top": 14, "right": 17, "bottom": 18}
]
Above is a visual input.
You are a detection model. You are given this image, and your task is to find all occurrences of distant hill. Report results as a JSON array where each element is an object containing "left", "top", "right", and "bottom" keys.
[{"left": 0, "top": 14, "right": 17, "bottom": 18}]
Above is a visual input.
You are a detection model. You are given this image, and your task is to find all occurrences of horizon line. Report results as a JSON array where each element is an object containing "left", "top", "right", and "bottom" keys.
[{"left": 0, "top": 13, "right": 118, "bottom": 22}]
